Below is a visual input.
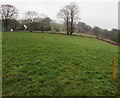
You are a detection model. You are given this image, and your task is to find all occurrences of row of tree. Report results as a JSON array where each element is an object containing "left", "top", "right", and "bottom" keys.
[
  {"left": 1, "top": 3, "right": 80, "bottom": 33},
  {"left": 57, "top": 3, "right": 119, "bottom": 43},
  {"left": 0, "top": 4, "right": 52, "bottom": 32},
  {"left": 77, "top": 21, "right": 120, "bottom": 43},
  {"left": 22, "top": 12, "right": 51, "bottom": 32},
  {"left": 0, "top": 3, "right": 119, "bottom": 43}
]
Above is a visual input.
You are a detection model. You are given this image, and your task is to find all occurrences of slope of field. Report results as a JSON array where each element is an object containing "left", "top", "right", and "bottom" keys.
[{"left": 2, "top": 32, "right": 118, "bottom": 96}]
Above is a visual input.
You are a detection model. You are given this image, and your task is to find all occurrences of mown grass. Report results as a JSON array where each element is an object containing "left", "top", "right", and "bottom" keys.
[{"left": 2, "top": 32, "right": 118, "bottom": 96}]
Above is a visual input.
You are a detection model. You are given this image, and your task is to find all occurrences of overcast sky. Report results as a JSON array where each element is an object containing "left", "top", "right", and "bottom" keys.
[{"left": 0, "top": 0, "right": 119, "bottom": 30}]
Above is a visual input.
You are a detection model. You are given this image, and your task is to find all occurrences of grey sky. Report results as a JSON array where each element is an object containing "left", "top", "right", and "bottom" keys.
[{"left": 0, "top": 0, "right": 118, "bottom": 30}]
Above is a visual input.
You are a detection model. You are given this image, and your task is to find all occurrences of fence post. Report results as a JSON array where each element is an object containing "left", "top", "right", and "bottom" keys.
[{"left": 112, "top": 57, "right": 117, "bottom": 80}]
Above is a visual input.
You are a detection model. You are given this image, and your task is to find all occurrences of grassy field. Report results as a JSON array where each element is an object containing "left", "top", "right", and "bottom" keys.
[
  {"left": 57, "top": 31, "right": 96, "bottom": 37},
  {"left": 2, "top": 32, "right": 118, "bottom": 96}
]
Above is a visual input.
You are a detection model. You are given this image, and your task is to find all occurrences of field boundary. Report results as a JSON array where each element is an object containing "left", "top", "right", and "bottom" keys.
[{"left": 51, "top": 32, "right": 120, "bottom": 46}]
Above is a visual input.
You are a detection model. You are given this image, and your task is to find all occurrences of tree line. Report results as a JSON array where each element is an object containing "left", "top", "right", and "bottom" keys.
[
  {"left": 0, "top": 3, "right": 119, "bottom": 43},
  {"left": 0, "top": 4, "right": 52, "bottom": 32}
]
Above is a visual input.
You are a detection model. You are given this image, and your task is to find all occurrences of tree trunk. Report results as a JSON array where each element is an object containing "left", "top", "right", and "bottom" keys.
[
  {"left": 29, "top": 23, "right": 33, "bottom": 32},
  {"left": 42, "top": 21, "right": 45, "bottom": 33},
  {"left": 66, "top": 20, "right": 69, "bottom": 35},
  {"left": 5, "top": 19, "right": 8, "bottom": 32},
  {"left": 42, "top": 25, "right": 44, "bottom": 33},
  {"left": 70, "top": 17, "right": 73, "bottom": 35}
]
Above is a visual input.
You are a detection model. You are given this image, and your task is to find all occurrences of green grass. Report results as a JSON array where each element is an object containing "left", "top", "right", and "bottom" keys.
[
  {"left": 3, "top": 32, "right": 118, "bottom": 96},
  {"left": 74, "top": 32, "right": 96, "bottom": 37},
  {"left": 57, "top": 31, "right": 96, "bottom": 37}
]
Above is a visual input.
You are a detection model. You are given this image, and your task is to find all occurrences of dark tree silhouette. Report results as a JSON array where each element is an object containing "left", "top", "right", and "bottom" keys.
[
  {"left": 1, "top": 4, "right": 18, "bottom": 31},
  {"left": 67, "top": 2, "right": 79, "bottom": 35},
  {"left": 58, "top": 2, "right": 79, "bottom": 35},
  {"left": 58, "top": 6, "right": 70, "bottom": 34}
]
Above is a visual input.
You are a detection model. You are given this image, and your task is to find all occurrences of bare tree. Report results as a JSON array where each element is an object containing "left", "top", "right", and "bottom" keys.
[
  {"left": 58, "top": 2, "right": 79, "bottom": 35},
  {"left": 24, "top": 11, "right": 39, "bottom": 32},
  {"left": 24, "top": 11, "right": 38, "bottom": 23},
  {"left": 68, "top": 2, "right": 79, "bottom": 35},
  {"left": 0, "top": 4, "right": 18, "bottom": 31},
  {"left": 57, "top": 6, "right": 70, "bottom": 34}
]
